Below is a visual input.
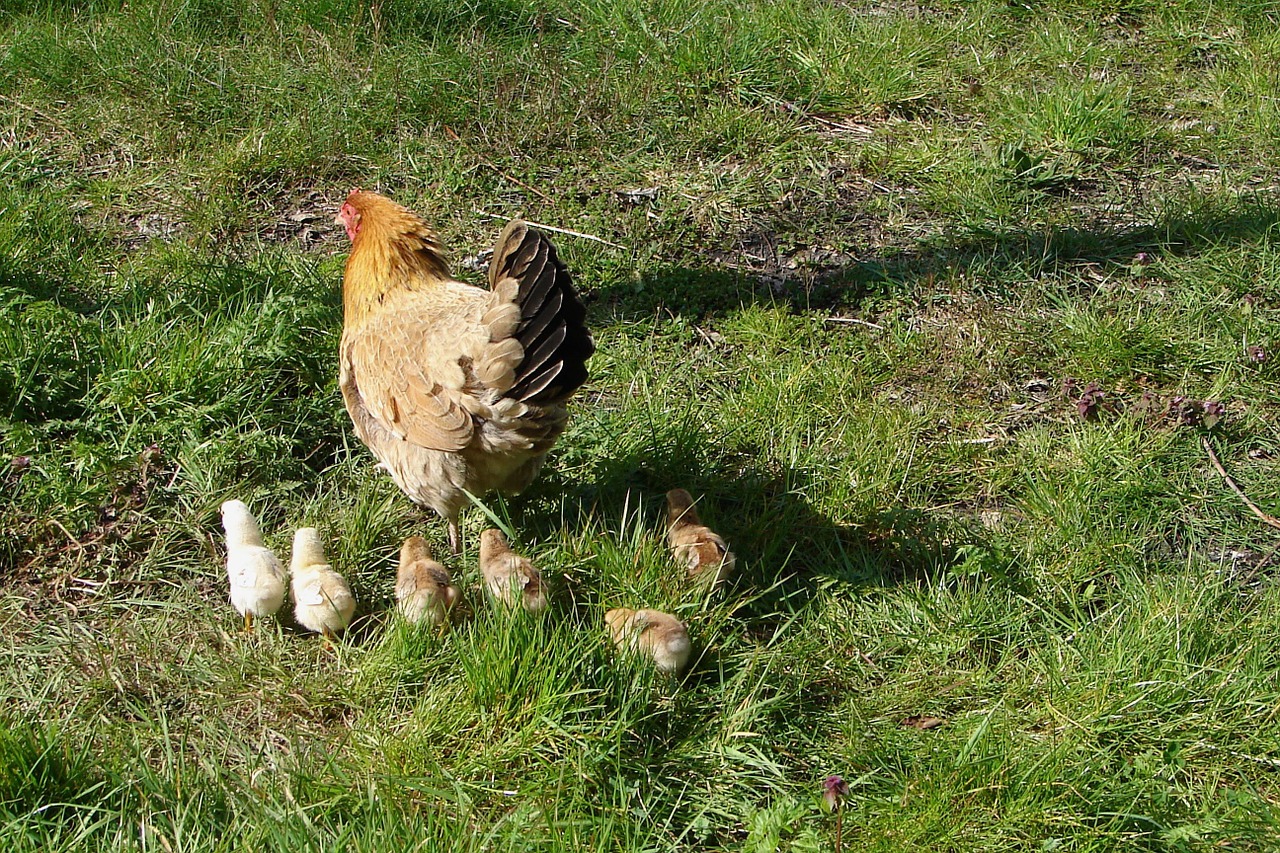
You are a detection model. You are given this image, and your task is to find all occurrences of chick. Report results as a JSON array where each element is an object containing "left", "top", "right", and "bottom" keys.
[
  {"left": 220, "top": 500, "right": 286, "bottom": 632},
  {"left": 478, "top": 528, "right": 547, "bottom": 613},
  {"left": 666, "top": 489, "right": 736, "bottom": 588},
  {"left": 604, "top": 608, "right": 692, "bottom": 674},
  {"left": 395, "top": 536, "right": 461, "bottom": 626},
  {"left": 289, "top": 527, "right": 356, "bottom": 641}
]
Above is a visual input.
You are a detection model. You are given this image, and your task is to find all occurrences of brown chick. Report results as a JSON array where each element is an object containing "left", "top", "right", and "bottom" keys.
[
  {"left": 666, "top": 489, "right": 736, "bottom": 588},
  {"left": 395, "top": 536, "right": 461, "bottom": 627},
  {"left": 604, "top": 608, "right": 692, "bottom": 674},
  {"left": 478, "top": 528, "right": 547, "bottom": 613},
  {"left": 335, "top": 190, "right": 594, "bottom": 554}
]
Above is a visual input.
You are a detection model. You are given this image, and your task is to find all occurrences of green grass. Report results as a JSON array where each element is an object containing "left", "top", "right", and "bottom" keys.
[{"left": 5, "top": 0, "right": 1280, "bottom": 849}]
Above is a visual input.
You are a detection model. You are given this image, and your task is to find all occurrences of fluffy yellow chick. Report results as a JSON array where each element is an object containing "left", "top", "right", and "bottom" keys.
[
  {"left": 478, "top": 528, "right": 547, "bottom": 612},
  {"left": 289, "top": 527, "right": 356, "bottom": 640},
  {"left": 395, "top": 536, "right": 461, "bottom": 626},
  {"left": 666, "top": 488, "right": 735, "bottom": 588},
  {"left": 220, "top": 499, "right": 287, "bottom": 632},
  {"left": 604, "top": 608, "right": 692, "bottom": 674}
]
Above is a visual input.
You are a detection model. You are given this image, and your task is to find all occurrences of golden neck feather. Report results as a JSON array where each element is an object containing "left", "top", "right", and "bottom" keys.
[{"left": 342, "top": 198, "right": 452, "bottom": 321}]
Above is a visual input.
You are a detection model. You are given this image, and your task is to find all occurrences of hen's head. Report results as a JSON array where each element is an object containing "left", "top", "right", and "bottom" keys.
[{"left": 335, "top": 188, "right": 363, "bottom": 241}]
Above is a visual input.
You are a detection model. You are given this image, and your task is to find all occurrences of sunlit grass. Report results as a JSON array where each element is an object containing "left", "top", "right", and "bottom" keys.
[{"left": 4, "top": 0, "right": 1280, "bottom": 849}]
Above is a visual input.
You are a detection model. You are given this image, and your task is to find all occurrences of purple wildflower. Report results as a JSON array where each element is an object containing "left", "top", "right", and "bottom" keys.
[{"left": 823, "top": 775, "right": 849, "bottom": 812}]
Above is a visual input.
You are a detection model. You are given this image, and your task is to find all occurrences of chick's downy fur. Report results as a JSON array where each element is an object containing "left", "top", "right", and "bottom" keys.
[
  {"left": 395, "top": 536, "right": 460, "bottom": 626},
  {"left": 290, "top": 528, "right": 356, "bottom": 639},
  {"left": 220, "top": 500, "right": 286, "bottom": 631},
  {"left": 604, "top": 608, "right": 691, "bottom": 674},
  {"left": 479, "top": 528, "right": 547, "bottom": 612},
  {"left": 666, "top": 489, "right": 735, "bottom": 588},
  {"left": 336, "top": 190, "right": 593, "bottom": 553}
]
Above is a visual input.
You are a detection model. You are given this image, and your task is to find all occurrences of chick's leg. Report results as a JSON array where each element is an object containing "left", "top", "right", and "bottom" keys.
[{"left": 244, "top": 612, "right": 253, "bottom": 632}]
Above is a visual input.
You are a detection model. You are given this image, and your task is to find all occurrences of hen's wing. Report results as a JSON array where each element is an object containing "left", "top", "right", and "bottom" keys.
[{"left": 342, "top": 291, "right": 481, "bottom": 452}]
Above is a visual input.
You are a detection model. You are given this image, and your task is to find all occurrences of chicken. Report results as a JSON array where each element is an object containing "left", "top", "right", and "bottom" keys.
[
  {"left": 220, "top": 500, "right": 287, "bottom": 632},
  {"left": 335, "top": 190, "right": 594, "bottom": 553},
  {"left": 289, "top": 527, "right": 356, "bottom": 640},
  {"left": 604, "top": 608, "right": 692, "bottom": 674},
  {"left": 395, "top": 535, "right": 461, "bottom": 626},
  {"left": 478, "top": 528, "right": 547, "bottom": 612},
  {"left": 666, "top": 489, "right": 735, "bottom": 588}
]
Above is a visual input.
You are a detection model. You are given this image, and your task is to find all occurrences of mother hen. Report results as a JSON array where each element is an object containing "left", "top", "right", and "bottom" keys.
[{"left": 335, "top": 190, "right": 593, "bottom": 552}]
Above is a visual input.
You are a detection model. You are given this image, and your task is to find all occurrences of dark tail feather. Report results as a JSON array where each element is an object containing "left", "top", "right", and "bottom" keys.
[{"left": 490, "top": 221, "right": 594, "bottom": 405}]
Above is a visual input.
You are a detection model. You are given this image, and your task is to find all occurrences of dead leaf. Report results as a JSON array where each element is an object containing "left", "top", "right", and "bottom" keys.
[
  {"left": 900, "top": 715, "right": 945, "bottom": 730},
  {"left": 615, "top": 186, "right": 660, "bottom": 205}
]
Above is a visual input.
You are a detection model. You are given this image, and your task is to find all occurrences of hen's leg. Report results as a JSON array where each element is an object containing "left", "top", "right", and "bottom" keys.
[{"left": 448, "top": 519, "right": 461, "bottom": 555}]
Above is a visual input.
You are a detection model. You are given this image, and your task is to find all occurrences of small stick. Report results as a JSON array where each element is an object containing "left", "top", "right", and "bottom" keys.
[
  {"left": 48, "top": 518, "right": 87, "bottom": 554},
  {"left": 473, "top": 210, "right": 624, "bottom": 249},
  {"left": 1252, "top": 538, "right": 1280, "bottom": 574},
  {"left": 825, "top": 317, "right": 885, "bottom": 330},
  {"left": 1203, "top": 436, "right": 1280, "bottom": 531},
  {"left": 851, "top": 646, "right": 878, "bottom": 670}
]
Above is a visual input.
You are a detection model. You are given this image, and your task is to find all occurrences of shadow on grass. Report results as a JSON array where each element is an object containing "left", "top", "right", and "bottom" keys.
[
  {"left": 523, "top": 419, "right": 1006, "bottom": 617},
  {"left": 590, "top": 195, "right": 1280, "bottom": 320}
]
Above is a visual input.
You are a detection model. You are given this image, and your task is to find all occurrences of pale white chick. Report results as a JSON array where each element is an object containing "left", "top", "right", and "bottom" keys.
[
  {"left": 666, "top": 488, "right": 735, "bottom": 589},
  {"left": 289, "top": 527, "right": 356, "bottom": 641},
  {"left": 479, "top": 528, "right": 547, "bottom": 613},
  {"left": 604, "top": 608, "right": 692, "bottom": 675},
  {"left": 220, "top": 500, "right": 286, "bottom": 632},
  {"left": 395, "top": 536, "right": 461, "bottom": 626}
]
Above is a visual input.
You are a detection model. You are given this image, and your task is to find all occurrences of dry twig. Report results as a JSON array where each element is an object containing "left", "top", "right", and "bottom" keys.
[
  {"left": 1202, "top": 436, "right": 1280, "bottom": 531},
  {"left": 473, "top": 210, "right": 624, "bottom": 249},
  {"left": 825, "top": 316, "right": 885, "bottom": 330}
]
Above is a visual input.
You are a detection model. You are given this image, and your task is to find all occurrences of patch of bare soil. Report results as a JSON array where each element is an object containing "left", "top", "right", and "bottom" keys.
[
  {"left": 4, "top": 444, "right": 182, "bottom": 619},
  {"left": 259, "top": 187, "right": 348, "bottom": 247},
  {"left": 699, "top": 163, "right": 935, "bottom": 302},
  {"left": 823, "top": 0, "right": 938, "bottom": 19}
]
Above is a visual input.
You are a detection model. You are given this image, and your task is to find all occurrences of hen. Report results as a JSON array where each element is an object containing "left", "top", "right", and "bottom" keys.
[{"left": 335, "top": 190, "right": 594, "bottom": 552}]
